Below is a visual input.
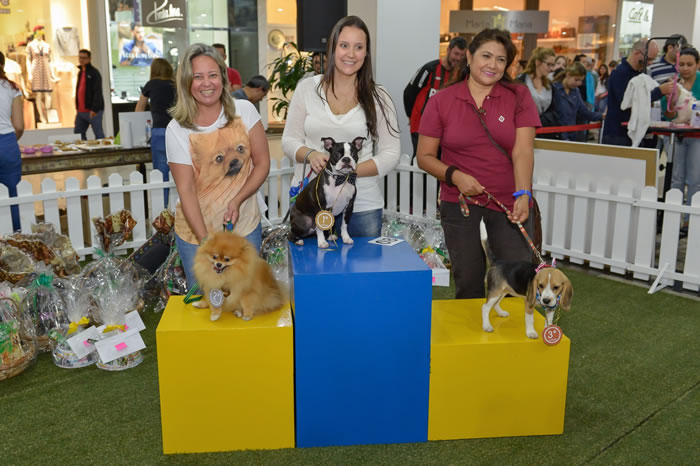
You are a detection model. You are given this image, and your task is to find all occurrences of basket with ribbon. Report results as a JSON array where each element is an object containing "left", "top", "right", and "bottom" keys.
[{"left": 0, "top": 296, "right": 37, "bottom": 381}]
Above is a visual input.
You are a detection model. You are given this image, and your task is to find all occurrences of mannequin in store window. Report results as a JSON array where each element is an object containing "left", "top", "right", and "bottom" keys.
[{"left": 26, "top": 31, "right": 57, "bottom": 124}]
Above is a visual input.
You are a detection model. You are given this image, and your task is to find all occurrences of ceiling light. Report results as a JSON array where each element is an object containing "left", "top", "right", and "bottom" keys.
[
  {"left": 277, "top": 8, "right": 284, "bottom": 12},
  {"left": 493, "top": 5, "right": 509, "bottom": 11}
]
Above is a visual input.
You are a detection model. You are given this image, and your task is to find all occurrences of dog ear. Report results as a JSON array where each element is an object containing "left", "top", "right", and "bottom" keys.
[
  {"left": 560, "top": 277, "right": 573, "bottom": 311},
  {"left": 321, "top": 137, "right": 335, "bottom": 151},
  {"left": 525, "top": 278, "right": 537, "bottom": 310},
  {"left": 352, "top": 137, "right": 366, "bottom": 151}
]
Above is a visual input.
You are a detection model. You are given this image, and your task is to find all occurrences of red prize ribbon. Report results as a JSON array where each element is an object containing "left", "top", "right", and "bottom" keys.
[{"left": 542, "top": 325, "right": 563, "bottom": 346}]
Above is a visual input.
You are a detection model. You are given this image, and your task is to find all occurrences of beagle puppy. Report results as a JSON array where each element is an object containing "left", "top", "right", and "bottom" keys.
[{"left": 482, "top": 261, "right": 573, "bottom": 339}]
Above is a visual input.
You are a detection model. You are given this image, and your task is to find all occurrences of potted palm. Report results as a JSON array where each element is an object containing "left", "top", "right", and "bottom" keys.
[{"left": 267, "top": 42, "right": 313, "bottom": 119}]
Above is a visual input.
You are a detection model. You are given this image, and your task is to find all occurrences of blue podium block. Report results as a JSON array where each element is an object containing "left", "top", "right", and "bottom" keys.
[{"left": 289, "top": 237, "right": 432, "bottom": 447}]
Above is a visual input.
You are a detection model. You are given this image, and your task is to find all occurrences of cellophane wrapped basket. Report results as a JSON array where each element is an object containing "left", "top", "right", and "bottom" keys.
[
  {"left": 50, "top": 278, "right": 98, "bottom": 369},
  {"left": 0, "top": 296, "right": 37, "bottom": 381}
]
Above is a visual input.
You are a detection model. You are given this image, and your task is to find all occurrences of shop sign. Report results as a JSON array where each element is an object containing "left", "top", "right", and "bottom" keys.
[
  {"left": 143, "top": 0, "right": 186, "bottom": 27},
  {"left": 449, "top": 10, "right": 549, "bottom": 34},
  {"left": 619, "top": 1, "right": 653, "bottom": 36}
]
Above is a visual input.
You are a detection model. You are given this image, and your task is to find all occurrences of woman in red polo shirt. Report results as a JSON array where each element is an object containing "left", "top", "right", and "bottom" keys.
[{"left": 417, "top": 28, "right": 541, "bottom": 299}]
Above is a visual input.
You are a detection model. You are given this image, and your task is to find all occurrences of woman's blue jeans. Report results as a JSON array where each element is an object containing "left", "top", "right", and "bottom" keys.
[
  {"left": 150, "top": 127, "right": 170, "bottom": 205},
  {"left": 0, "top": 132, "right": 21, "bottom": 231}
]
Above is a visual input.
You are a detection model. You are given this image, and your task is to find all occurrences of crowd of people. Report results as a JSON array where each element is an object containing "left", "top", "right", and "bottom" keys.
[{"left": 1, "top": 16, "right": 698, "bottom": 293}]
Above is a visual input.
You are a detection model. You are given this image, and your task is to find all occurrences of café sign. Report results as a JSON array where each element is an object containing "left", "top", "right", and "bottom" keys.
[{"left": 450, "top": 10, "right": 549, "bottom": 34}]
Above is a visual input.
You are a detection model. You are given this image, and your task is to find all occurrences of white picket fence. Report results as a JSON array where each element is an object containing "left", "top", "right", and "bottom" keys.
[{"left": 1, "top": 154, "right": 698, "bottom": 291}]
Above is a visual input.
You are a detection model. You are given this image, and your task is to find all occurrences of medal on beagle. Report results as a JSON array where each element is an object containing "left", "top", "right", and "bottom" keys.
[{"left": 482, "top": 260, "right": 573, "bottom": 339}]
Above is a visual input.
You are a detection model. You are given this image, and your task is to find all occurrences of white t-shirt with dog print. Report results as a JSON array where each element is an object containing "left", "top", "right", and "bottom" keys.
[
  {"left": 281, "top": 74, "right": 401, "bottom": 213},
  {"left": 166, "top": 99, "right": 262, "bottom": 243}
]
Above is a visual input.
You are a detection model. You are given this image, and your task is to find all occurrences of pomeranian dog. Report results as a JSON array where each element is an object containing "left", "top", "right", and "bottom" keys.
[
  {"left": 174, "top": 118, "right": 255, "bottom": 244},
  {"left": 192, "top": 232, "right": 285, "bottom": 321}
]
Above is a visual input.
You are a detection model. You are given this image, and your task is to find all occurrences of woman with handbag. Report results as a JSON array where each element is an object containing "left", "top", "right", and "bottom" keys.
[{"left": 416, "top": 28, "right": 541, "bottom": 299}]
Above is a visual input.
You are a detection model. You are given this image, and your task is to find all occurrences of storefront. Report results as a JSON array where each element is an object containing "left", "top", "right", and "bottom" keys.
[
  {"left": 107, "top": 0, "right": 260, "bottom": 131},
  {"left": 0, "top": 0, "right": 88, "bottom": 131},
  {"left": 3, "top": 0, "right": 260, "bottom": 142},
  {"left": 441, "top": 0, "right": 646, "bottom": 71}
]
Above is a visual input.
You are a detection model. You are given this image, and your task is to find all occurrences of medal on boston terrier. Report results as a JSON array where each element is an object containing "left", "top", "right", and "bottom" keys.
[{"left": 315, "top": 210, "right": 334, "bottom": 231}]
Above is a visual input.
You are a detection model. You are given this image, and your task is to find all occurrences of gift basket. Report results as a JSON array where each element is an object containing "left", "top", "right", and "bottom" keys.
[
  {"left": 81, "top": 210, "right": 146, "bottom": 314},
  {"left": 128, "top": 210, "right": 177, "bottom": 311},
  {"left": 0, "top": 243, "right": 39, "bottom": 284},
  {"left": 18, "top": 273, "right": 70, "bottom": 352},
  {"left": 50, "top": 278, "right": 98, "bottom": 369},
  {"left": 0, "top": 295, "right": 37, "bottom": 381},
  {"left": 93, "top": 282, "right": 145, "bottom": 371},
  {"left": 30, "top": 223, "right": 81, "bottom": 276},
  {"left": 261, "top": 224, "right": 291, "bottom": 283},
  {"left": 382, "top": 211, "right": 451, "bottom": 286},
  {"left": 3, "top": 224, "right": 80, "bottom": 278}
]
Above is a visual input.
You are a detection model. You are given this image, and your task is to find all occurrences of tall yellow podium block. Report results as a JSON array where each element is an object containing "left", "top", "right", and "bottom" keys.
[
  {"left": 156, "top": 296, "right": 295, "bottom": 454},
  {"left": 429, "top": 298, "right": 570, "bottom": 440}
]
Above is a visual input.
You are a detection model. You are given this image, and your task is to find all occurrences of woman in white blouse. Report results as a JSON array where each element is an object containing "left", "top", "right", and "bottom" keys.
[{"left": 282, "top": 15, "right": 400, "bottom": 237}]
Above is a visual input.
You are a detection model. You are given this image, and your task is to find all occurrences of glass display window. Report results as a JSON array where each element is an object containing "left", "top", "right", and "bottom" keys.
[
  {"left": 108, "top": 0, "right": 259, "bottom": 104},
  {"left": 0, "top": 0, "right": 88, "bottom": 130}
]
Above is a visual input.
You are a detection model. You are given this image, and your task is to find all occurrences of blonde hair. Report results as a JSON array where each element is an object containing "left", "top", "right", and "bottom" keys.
[
  {"left": 150, "top": 58, "right": 174, "bottom": 80},
  {"left": 523, "top": 47, "right": 555, "bottom": 89},
  {"left": 169, "top": 43, "right": 236, "bottom": 130},
  {"left": 553, "top": 62, "right": 586, "bottom": 82}
]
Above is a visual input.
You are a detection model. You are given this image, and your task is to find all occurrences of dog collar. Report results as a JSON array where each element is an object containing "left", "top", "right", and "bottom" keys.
[
  {"left": 535, "top": 258, "right": 556, "bottom": 273},
  {"left": 324, "top": 168, "right": 357, "bottom": 186}
]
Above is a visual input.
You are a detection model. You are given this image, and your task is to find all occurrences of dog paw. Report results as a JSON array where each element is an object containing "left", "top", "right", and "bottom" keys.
[
  {"left": 482, "top": 323, "right": 494, "bottom": 333},
  {"left": 495, "top": 309, "right": 510, "bottom": 318},
  {"left": 192, "top": 300, "right": 208, "bottom": 309},
  {"left": 318, "top": 240, "right": 329, "bottom": 249},
  {"left": 342, "top": 236, "right": 354, "bottom": 245},
  {"left": 526, "top": 329, "right": 539, "bottom": 339},
  {"left": 328, "top": 234, "right": 338, "bottom": 241},
  {"left": 295, "top": 239, "right": 304, "bottom": 246},
  {"left": 242, "top": 315, "right": 252, "bottom": 321},
  {"left": 210, "top": 312, "right": 221, "bottom": 322},
  {"left": 234, "top": 310, "right": 242, "bottom": 318}
]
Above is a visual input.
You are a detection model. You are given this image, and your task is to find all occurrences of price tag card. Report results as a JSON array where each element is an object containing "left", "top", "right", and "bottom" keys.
[
  {"left": 368, "top": 236, "right": 405, "bottom": 247},
  {"left": 95, "top": 328, "right": 146, "bottom": 364},
  {"left": 67, "top": 326, "right": 101, "bottom": 359},
  {"left": 125, "top": 310, "right": 146, "bottom": 332}
]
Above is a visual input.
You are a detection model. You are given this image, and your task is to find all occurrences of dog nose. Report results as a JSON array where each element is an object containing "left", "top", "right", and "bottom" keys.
[
  {"left": 542, "top": 297, "right": 551, "bottom": 304},
  {"left": 215, "top": 262, "right": 222, "bottom": 268},
  {"left": 341, "top": 156, "right": 351, "bottom": 165}
]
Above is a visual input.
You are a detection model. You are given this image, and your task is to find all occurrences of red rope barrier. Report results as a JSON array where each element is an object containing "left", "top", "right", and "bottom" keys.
[{"left": 535, "top": 122, "right": 602, "bottom": 134}]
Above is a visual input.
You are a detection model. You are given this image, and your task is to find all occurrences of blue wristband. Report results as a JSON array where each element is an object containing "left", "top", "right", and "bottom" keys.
[{"left": 513, "top": 189, "right": 532, "bottom": 201}]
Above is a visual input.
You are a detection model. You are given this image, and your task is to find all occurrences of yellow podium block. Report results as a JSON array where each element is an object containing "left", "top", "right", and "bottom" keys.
[
  {"left": 429, "top": 298, "right": 570, "bottom": 440},
  {"left": 156, "top": 296, "right": 295, "bottom": 454}
]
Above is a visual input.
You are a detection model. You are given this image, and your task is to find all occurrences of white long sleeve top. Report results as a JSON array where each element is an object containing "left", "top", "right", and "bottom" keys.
[
  {"left": 282, "top": 75, "right": 400, "bottom": 212},
  {"left": 621, "top": 74, "right": 658, "bottom": 147}
]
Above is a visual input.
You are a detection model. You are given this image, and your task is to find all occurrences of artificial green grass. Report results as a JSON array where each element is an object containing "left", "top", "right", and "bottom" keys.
[{"left": 1, "top": 267, "right": 698, "bottom": 464}]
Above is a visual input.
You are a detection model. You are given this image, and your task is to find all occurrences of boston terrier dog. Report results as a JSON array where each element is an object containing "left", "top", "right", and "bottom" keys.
[{"left": 289, "top": 136, "right": 364, "bottom": 248}]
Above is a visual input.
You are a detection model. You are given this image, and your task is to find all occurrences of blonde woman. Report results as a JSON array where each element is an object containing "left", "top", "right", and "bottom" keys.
[
  {"left": 551, "top": 62, "right": 603, "bottom": 141},
  {"left": 136, "top": 58, "right": 176, "bottom": 201},
  {"left": 166, "top": 43, "right": 270, "bottom": 288},
  {"left": 517, "top": 47, "right": 557, "bottom": 125}
]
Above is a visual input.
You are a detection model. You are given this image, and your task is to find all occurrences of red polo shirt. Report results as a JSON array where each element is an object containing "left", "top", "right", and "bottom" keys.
[
  {"left": 419, "top": 79, "right": 540, "bottom": 211},
  {"left": 227, "top": 67, "right": 242, "bottom": 88}
]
